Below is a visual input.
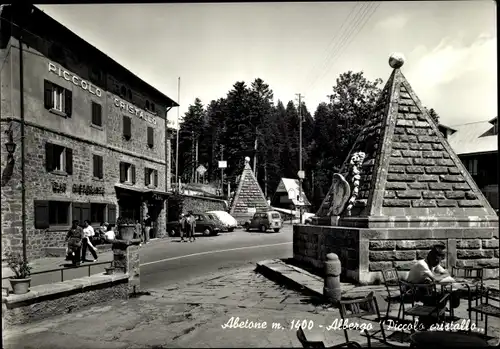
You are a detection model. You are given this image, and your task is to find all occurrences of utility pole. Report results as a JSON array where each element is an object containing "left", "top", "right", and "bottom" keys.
[
  {"left": 195, "top": 137, "right": 199, "bottom": 183},
  {"left": 220, "top": 144, "right": 224, "bottom": 196},
  {"left": 253, "top": 126, "right": 258, "bottom": 175},
  {"left": 264, "top": 161, "right": 268, "bottom": 198},
  {"left": 176, "top": 77, "right": 180, "bottom": 192},
  {"left": 191, "top": 131, "right": 195, "bottom": 183},
  {"left": 296, "top": 93, "right": 304, "bottom": 223}
]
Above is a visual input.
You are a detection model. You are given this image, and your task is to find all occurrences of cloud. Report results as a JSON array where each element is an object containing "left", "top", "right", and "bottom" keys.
[{"left": 376, "top": 14, "right": 408, "bottom": 30}]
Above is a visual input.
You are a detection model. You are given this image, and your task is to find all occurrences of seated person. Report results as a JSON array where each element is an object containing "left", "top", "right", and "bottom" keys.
[
  {"left": 407, "top": 244, "right": 460, "bottom": 311},
  {"left": 104, "top": 224, "right": 116, "bottom": 242}
]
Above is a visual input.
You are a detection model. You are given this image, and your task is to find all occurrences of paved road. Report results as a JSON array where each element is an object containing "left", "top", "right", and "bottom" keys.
[
  {"left": 141, "top": 225, "right": 293, "bottom": 288},
  {"left": 11, "top": 225, "right": 293, "bottom": 290}
]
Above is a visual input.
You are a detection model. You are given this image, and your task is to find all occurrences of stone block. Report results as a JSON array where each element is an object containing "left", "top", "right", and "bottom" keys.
[
  {"left": 369, "top": 262, "right": 393, "bottom": 271},
  {"left": 392, "top": 142, "right": 408, "bottom": 150},
  {"left": 396, "top": 119, "right": 414, "bottom": 127},
  {"left": 418, "top": 135, "right": 439, "bottom": 143},
  {"left": 387, "top": 174, "right": 417, "bottom": 182},
  {"left": 369, "top": 240, "right": 395, "bottom": 250},
  {"left": 406, "top": 166, "right": 424, "bottom": 174},
  {"left": 394, "top": 127, "right": 406, "bottom": 134},
  {"left": 429, "top": 183, "right": 452, "bottom": 191},
  {"left": 414, "top": 121, "right": 431, "bottom": 128},
  {"left": 418, "top": 174, "right": 439, "bottom": 182},
  {"left": 396, "top": 240, "right": 445, "bottom": 250},
  {"left": 445, "top": 191, "right": 466, "bottom": 199},
  {"left": 436, "top": 159, "right": 454, "bottom": 166},
  {"left": 391, "top": 150, "right": 402, "bottom": 157},
  {"left": 383, "top": 199, "right": 411, "bottom": 207},
  {"left": 369, "top": 251, "right": 395, "bottom": 261},
  {"left": 458, "top": 200, "right": 483, "bottom": 207},
  {"left": 412, "top": 199, "right": 436, "bottom": 207},
  {"left": 482, "top": 239, "right": 499, "bottom": 249},
  {"left": 413, "top": 158, "right": 436, "bottom": 166},
  {"left": 408, "top": 183, "right": 428, "bottom": 190},
  {"left": 422, "top": 191, "right": 445, "bottom": 199},
  {"left": 457, "top": 250, "right": 494, "bottom": 259},
  {"left": 465, "top": 192, "right": 477, "bottom": 200},
  {"left": 384, "top": 191, "right": 396, "bottom": 199},
  {"left": 448, "top": 167, "right": 461, "bottom": 174},
  {"left": 409, "top": 143, "right": 432, "bottom": 151},
  {"left": 495, "top": 249, "right": 499, "bottom": 258},
  {"left": 417, "top": 250, "right": 429, "bottom": 259},
  {"left": 389, "top": 158, "right": 412, "bottom": 165},
  {"left": 456, "top": 239, "right": 481, "bottom": 249},
  {"left": 388, "top": 166, "right": 405, "bottom": 173},
  {"left": 394, "top": 135, "right": 417, "bottom": 143},
  {"left": 386, "top": 182, "right": 407, "bottom": 190},
  {"left": 401, "top": 150, "right": 422, "bottom": 158},
  {"left": 407, "top": 128, "right": 430, "bottom": 136},
  {"left": 456, "top": 259, "right": 499, "bottom": 268},
  {"left": 395, "top": 251, "right": 416, "bottom": 260},
  {"left": 441, "top": 175, "right": 465, "bottom": 182},
  {"left": 425, "top": 166, "right": 448, "bottom": 174},
  {"left": 453, "top": 183, "right": 470, "bottom": 190},
  {"left": 422, "top": 151, "right": 443, "bottom": 158},
  {"left": 393, "top": 261, "right": 415, "bottom": 271},
  {"left": 405, "top": 113, "right": 417, "bottom": 119},
  {"left": 436, "top": 200, "right": 457, "bottom": 207},
  {"left": 432, "top": 143, "right": 444, "bottom": 150},
  {"left": 396, "top": 190, "right": 422, "bottom": 199}
]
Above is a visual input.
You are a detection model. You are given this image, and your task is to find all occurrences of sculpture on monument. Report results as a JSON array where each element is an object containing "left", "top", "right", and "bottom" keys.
[{"left": 345, "top": 151, "right": 366, "bottom": 216}]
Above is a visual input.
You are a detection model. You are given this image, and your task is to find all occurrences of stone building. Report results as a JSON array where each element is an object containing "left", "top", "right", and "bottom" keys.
[
  {"left": 229, "top": 157, "right": 270, "bottom": 224},
  {"left": 0, "top": 4, "right": 178, "bottom": 260}
]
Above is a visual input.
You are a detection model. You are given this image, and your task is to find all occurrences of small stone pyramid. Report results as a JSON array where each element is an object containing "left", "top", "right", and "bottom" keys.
[
  {"left": 229, "top": 157, "right": 270, "bottom": 224},
  {"left": 318, "top": 53, "right": 498, "bottom": 228}
]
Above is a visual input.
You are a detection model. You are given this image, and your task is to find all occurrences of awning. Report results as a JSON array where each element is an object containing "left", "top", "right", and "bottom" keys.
[
  {"left": 114, "top": 184, "right": 146, "bottom": 194},
  {"left": 144, "top": 189, "right": 172, "bottom": 201}
]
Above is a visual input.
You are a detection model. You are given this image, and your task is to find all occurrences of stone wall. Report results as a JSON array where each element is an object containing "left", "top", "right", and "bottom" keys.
[
  {"left": 181, "top": 195, "right": 227, "bottom": 214},
  {"left": 2, "top": 273, "right": 129, "bottom": 327},
  {"left": 294, "top": 224, "right": 499, "bottom": 284}
]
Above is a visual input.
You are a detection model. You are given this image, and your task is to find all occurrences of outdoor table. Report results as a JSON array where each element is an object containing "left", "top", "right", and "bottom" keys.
[{"left": 409, "top": 331, "right": 490, "bottom": 348}]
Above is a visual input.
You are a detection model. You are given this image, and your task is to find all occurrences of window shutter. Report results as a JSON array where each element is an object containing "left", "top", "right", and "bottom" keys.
[
  {"left": 65, "top": 148, "right": 73, "bottom": 174},
  {"left": 123, "top": 116, "right": 131, "bottom": 139},
  {"left": 64, "top": 89, "right": 72, "bottom": 117},
  {"left": 119, "top": 162, "right": 126, "bottom": 183},
  {"left": 107, "top": 204, "right": 117, "bottom": 225},
  {"left": 154, "top": 170, "right": 158, "bottom": 187},
  {"left": 98, "top": 155, "right": 103, "bottom": 179},
  {"left": 145, "top": 167, "right": 150, "bottom": 186},
  {"left": 92, "top": 102, "right": 102, "bottom": 126},
  {"left": 147, "top": 127, "right": 154, "bottom": 148},
  {"left": 72, "top": 202, "right": 82, "bottom": 223},
  {"left": 34, "top": 200, "right": 50, "bottom": 229},
  {"left": 93, "top": 154, "right": 99, "bottom": 178},
  {"left": 81, "top": 203, "right": 91, "bottom": 223},
  {"left": 44, "top": 80, "right": 53, "bottom": 110},
  {"left": 45, "top": 142, "right": 54, "bottom": 172},
  {"left": 131, "top": 164, "right": 136, "bottom": 184}
]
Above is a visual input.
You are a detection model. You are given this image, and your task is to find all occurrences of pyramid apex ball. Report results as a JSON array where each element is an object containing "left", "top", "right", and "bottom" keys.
[
  {"left": 245, "top": 156, "right": 251, "bottom": 162},
  {"left": 389, "top": 53, "right": 405, "bottom": 69}
]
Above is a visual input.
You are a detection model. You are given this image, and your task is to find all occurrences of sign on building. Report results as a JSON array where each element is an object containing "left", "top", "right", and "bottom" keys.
[
  {"left": 196, "top": 165, "right": 207, "bottom": 176},
  {"left": 218, "top": 161, "right": 227, "bottom": 168}
]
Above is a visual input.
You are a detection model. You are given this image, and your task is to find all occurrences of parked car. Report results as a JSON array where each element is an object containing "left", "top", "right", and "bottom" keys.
[
  {"left": 244, "top": 211, "right": 283, "bottom": 233},
  {"left": 206, "top": 211, "right": 238, "bottom": 232},
  {"left": 167, "top": 213, "right": 224, "bottom": 237}
]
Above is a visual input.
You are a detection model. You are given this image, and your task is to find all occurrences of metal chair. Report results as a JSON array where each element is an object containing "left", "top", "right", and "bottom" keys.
[
  {"left": 296, "top": 326, "right": 362, "bottom": 349},
  {"left": 469, "top": 287, "right": 500, "bottom": 338},
  {"left": 451, "top": 266, "right": 485, "bottom": 321},
  {"left": 398, "top": 280, "right": 450, "bottom": 327},
  {"left": 380, "top": 268, "right": 403, "bottom": 320},
  {"left": 338, "top": 292, "right": 409, "bottom": 348}
]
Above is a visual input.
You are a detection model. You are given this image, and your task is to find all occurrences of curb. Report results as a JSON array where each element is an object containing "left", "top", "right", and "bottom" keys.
[{"left": 255, "top": 260, "right": 324, "bottom": 300}]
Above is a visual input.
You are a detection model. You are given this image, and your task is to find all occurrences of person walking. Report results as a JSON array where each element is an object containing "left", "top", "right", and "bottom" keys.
[
  {"left": 185, "top": 211, "right": 196, "bottom": 242},
  {"left": 65, "top": 220, "right": 84, "bottom": 267},
  {"left": 144, "top": 214, "right": 151, "bottom": 244},
  {"left": 82, "top": 220, "right": 98, "bottom": 262},
  {"left": 179, "top": 213, "right": 186, "bottom": 242}
]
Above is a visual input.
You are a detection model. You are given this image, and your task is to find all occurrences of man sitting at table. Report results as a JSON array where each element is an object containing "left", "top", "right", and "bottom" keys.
[{"left": 407, "top": 244, "right": 460, "bottom": 310}]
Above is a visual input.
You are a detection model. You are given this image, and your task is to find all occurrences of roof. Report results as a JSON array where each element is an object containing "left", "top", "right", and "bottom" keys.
[
  {"left": 447, "top": 120, "right": 497, "bottom": 156},
  {"left": 275, "top": 178, "right": 311, "bottom": 206},
  {"left": 316, "top": 57, "right": 497, "bottom": 226},
  {"left": 1, "top": 4, "right": 178, "bottom": 108}
]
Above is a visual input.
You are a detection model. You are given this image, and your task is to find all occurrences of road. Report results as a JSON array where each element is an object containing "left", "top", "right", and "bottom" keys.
[
  {"left": 141, "top": 225, "right": 293, "bottom": 288},
  {"left": 17, "top": 225, "right": 293, "bottom": 290}
]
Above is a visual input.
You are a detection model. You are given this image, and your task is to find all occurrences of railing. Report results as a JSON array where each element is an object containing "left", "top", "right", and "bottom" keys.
[{"left": 2, "top": 260, "right": 113, "bottom": 295}]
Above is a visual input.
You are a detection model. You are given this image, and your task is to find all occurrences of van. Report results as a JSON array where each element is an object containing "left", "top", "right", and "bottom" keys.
[{"left": 244, "top": 210, "right": 283, "bottom": 233}]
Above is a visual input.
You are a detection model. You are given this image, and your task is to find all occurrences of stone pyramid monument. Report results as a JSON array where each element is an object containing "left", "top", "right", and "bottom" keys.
[
  {"left": 229, "top": 157, "right": 270, "bottom": 224},
  {"left": 294, "top": 54, "right": 498, "bottom": 284},
  {"left": 316, "top": 53, "right": 498, "bottom": 228}
]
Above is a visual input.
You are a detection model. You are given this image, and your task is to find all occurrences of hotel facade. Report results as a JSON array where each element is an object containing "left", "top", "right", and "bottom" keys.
[{"left": 0, "top": 4, "right": 178, "bottom": 260}]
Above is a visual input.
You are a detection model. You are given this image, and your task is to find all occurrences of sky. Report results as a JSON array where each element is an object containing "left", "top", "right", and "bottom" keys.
[{"left": 38, "top": 1, "right": 496, "bottom": 129}]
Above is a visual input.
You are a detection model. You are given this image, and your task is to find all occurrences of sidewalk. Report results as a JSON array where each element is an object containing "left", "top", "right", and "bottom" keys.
[{"left": 2, "top": 265, "right": 371, "bottom": 349}]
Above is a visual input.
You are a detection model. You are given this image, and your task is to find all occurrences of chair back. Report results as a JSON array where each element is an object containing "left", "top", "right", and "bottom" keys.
[
  {"left": 296, "top": 327, "right": 326, "bottom": 348},
  {"left": 451, "top": 266, "right": 484, "bottom": 284},
  {"left": 381, "top": 268, "right": 399, "bottom": 295},
  {"left": 399, "top": 280, "right": 437, "bottom": 305}
]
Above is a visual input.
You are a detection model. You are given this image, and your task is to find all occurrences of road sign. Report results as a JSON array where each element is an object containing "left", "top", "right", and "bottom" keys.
[
  {"left": 218, "top": 161, "right": 227, "bottom": 168},
  {"left": 297, "top": 170, "right": 305, "bottom": 179},
  {"left": 288, "top": 189, "right": 296, "bottom": 200},
  {"left": 196, "top": 165, "right": 207, "bottom": 175}
]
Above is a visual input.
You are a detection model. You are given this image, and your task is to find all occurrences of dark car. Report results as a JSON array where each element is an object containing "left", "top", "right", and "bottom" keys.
[
  {"left": 244, "top": 211, "right": 282, "bottom": 233},
  {"left": 167, "top": 213, "right": 224, "bottom": 237}
]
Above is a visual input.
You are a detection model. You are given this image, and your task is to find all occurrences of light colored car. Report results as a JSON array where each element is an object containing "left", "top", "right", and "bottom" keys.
[
  {"left": 206, "top": 211, "right": 238, "bottom": 232},
  {"left": 244, "top": 211, "right": 283, "bottom": 233}
]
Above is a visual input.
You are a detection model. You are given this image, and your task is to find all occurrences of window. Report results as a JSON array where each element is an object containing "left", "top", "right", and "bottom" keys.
[
  {"left": 120, "top": 162, "right": 136, "bottom": 184},
  {"left": 123, "top": 115, "right": 132, "bottom": 140},
  {"left": 147, "top": 126, "right": 154, "bottom": 148},
  {"left": 93, "top": 154, "right": 103, "bottom": 179},
  {"left": 44, "top": 80, "right": 72, "bottom": 117},
  {"left": 90, "top": 203, "right": 106, "bottom": 224},
  {"left": 91, "top": 102, "right": 102, "bottom": 127},
  {"left": 145, "top": 168, "right": 158, "bottom": 187},
  {"left": 45, "top": 142, "right": 73, "bottom": 174},
  {"left": 120, "top": 86, "right": 126, "bottom": 97},
  {"left": 73, "top": 202, "right": 90, "bottom": 224},
  {"left": 146, "top": 100, "right": 150, "bottom": 110},
  {"left": 90, "top": 67, "right": 102, "bottom": 84},
  {"left": 465, "top": 158, "right": 478, "bottom": 176},
  {"left": 127, "top": 88, "right": 132, "bottom": 100},
  {"left": 151, "top": 103, "right": 156, "bottom": 113},
  {"left": 34, "top": 200, "right": 70, "bottom": 228}
]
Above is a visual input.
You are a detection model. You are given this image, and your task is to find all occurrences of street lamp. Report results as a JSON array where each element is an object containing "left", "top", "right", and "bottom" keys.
[{"left": 4, "top": 130, "right": 16, "bottom": 156}]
